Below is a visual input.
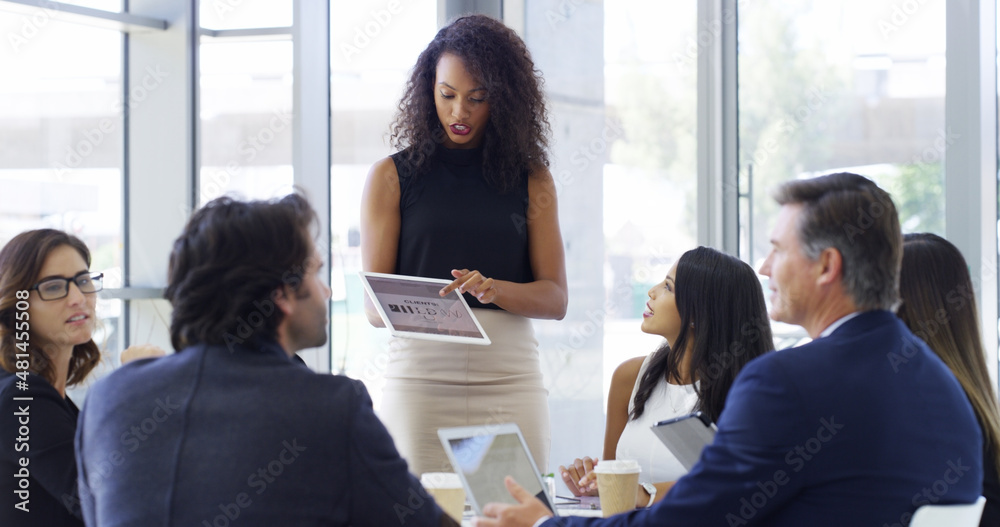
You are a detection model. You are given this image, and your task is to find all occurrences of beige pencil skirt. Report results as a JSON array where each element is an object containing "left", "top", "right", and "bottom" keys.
[{"left": 378, "top": 308, "right": 551, "bottom": 477}]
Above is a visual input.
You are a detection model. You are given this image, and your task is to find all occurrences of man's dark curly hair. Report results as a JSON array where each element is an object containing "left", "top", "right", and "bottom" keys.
[
  {"left": 389, "top": 14, "right": 551, "bottom": 192},
  {"left": 165, "top": 193, "right": 317, "bottom": 351}
]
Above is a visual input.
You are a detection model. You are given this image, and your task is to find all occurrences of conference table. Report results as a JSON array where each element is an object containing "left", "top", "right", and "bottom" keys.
[{"left": 460, "top": 496, "right": 604, "bottom": 525}]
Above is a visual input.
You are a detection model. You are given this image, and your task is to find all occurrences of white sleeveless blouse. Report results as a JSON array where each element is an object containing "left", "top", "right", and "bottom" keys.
[{"left": 615, "top": 351, "right": 700, "bottom": 483}]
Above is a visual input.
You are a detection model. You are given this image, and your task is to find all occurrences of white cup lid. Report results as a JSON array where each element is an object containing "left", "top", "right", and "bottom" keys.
[
  {"left": 420, "top": 472, "right": 463, "bottom": 489},
  {"left": 592, "top": 459, "right": 641, "bottom": 474}
]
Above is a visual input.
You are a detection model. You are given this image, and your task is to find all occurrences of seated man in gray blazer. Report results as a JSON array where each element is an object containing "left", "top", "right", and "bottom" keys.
[{"left": 75, "top": 194, "right": 457, "bottom": 527}]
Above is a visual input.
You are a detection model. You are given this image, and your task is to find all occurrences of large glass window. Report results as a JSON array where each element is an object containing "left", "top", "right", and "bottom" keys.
[
  {"left": 521, "top": 0, "right": 699, "bottom": 482},
  {"left": 199, "top": 36, "right": 295, "bottom": 206},
  {"left": 0, "top": 12, "right": 126, "bottom": 391},
  {"left": 329, "top": 0, "right": 438, "bottom": 407},
  {"left": 198, "top": 0, "right": 294, "bottom": 206},
  {"left": 738, "top": 0, "right": 947, "bottom": 268},
  {"left": 199, "top": 0, "right": 292, "bottom": 31},
  {"left": 600, "top": 0, "right": 699, "bottom": 388}
]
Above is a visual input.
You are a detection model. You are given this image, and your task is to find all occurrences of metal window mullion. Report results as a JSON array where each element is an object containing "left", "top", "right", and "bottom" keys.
[
  {"left": 0, "top": 0, "right": 167, "bottom": 31},
  {"left": 124, "top": 0, "right": 198, "bottom": 352},
  {"left": 945, "top": 0, "right": 999, "bottom": 387},
  {"left": 292, "top": 0, "right": 332, "bottom": 373},
  {"left": 697, "top": 0, "right": 739, "bottom": 255},
  {"left": 122, "top": 19, "right": 131, "bottom": 347}
]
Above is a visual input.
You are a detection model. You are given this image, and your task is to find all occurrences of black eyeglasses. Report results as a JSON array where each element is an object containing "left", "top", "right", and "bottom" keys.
[{"left": 30, "top": 272, "right": 104, "bottom": 301}]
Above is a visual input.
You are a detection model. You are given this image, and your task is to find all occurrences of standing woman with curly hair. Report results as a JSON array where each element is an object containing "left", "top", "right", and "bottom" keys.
[{"left": 361, "top": 14, "right": 566, "bottom": 476}]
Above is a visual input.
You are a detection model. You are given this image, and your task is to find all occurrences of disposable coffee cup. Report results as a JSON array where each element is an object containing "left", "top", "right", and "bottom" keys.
[
  {"left": 593, "top": 460, "right": 641, "bottom": 517},
  {"left": 421, "top": 472, "right": 466, "bottom": 522}
]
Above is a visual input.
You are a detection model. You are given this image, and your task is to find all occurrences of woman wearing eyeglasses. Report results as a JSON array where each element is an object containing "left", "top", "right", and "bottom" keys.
[{"left": 0, "top": 229, "right": 104, "bottom": 527}]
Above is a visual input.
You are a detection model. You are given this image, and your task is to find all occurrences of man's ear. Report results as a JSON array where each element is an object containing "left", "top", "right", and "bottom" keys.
[
  {"left": 272, "top": 285, "right": 294, "bottom": 317},
  {"left": 816, "top": 247, "right": 843, "bottom": 286}
]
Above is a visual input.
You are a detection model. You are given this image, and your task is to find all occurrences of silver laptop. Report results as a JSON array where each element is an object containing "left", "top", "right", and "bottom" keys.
[{"left": 438, "top": 423, "right": 554, "bottom": 516}]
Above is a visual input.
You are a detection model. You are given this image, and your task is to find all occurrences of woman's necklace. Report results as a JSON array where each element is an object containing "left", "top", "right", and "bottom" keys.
[{"left": 665, "top": 378, "right": 696, "bottom": 413}]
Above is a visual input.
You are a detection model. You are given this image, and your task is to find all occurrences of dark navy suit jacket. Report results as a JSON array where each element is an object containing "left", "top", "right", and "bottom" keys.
[
  {"left": 75, "top": 338, "right": 446, "bottom": 526},
  {"left": 547, "top": 310, "right": 983, "bottom": 526}
]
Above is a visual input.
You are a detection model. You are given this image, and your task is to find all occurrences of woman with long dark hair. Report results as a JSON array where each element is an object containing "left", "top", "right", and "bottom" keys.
[
  {"left": 361, "top": 14, "right": 566, "bottom": 476},
  {"left": 898, "top": 233, "right": 1000, "bottom": 526},
  {"left": 561, "top": 247, "right": 773, "bottom": 507},
  {"left": 0, "top": 229, "right": 103, "bottom": 527}
]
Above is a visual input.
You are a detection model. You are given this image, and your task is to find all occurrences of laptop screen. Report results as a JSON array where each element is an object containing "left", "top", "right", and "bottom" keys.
[{"left": 440, "top": 425, "right": 553, "bottom": 515}]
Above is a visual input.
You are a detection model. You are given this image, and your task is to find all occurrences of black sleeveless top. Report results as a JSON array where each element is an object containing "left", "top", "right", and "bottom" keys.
[{"left": 392, "top": 145, "right": 534, "bottom": 310}]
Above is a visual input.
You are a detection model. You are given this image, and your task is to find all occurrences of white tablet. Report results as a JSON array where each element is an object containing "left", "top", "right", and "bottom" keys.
[
  {"left": 358, "top": 271, "right": 491, "bottom": 345},
  {"left": 650, "top": 411, "right": 717, "bottom": 472}
]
